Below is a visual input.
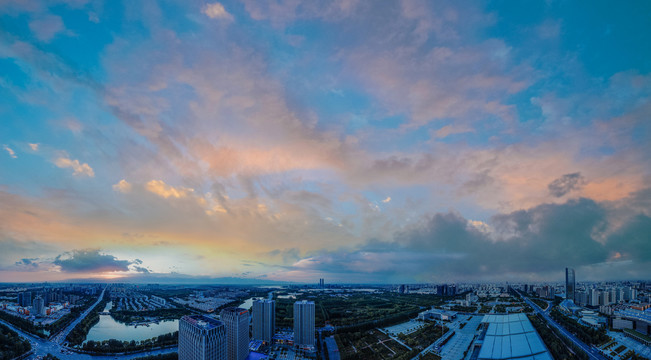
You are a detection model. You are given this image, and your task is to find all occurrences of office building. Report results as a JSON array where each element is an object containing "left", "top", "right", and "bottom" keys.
[
  {"left": 220, "top": 307, "right": 249, "bottom": 360},
  {"left": 589, "top": 289, "right": 599, "bottom": 306},
  {"left": 253, "top": 299, "right": 275, "bottom": 343},
  {"left": 565, "top": 268, "right": 575, "bottom": 302},
  {"left": 17, "top": 292, "right": 31, "bottom": 307},
  {"left": 179, "top": 315, "right": 226, "bottom": 360},
  {"left": 599, "top": 291, "right": 610, "bottom": 306},
  {"left": 294, "top": 300, "right": 315, "bottom": 347},
  {"left": 32, "top": 295, "right": 45, "bottom": 316},
  {"left": 319, "top": 278, "right": 324, "bottom": 288}
]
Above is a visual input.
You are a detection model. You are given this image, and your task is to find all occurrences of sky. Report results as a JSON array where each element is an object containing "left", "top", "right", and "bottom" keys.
[{"left": 1, "top": 0, "right": 650, "bottom": 284}]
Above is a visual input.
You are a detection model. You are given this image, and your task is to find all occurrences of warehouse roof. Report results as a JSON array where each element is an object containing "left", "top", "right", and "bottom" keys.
[{"left": 478, "top": 313, "right": 552, "bottom": 360}]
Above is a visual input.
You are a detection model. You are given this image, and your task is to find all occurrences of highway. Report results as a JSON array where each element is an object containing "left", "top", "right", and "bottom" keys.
[
  {"left": 1, "top": 286, "right": 177, "bottom": 360},
  {"left": 517, "top": 291, "right": 606, "bottom": 360},
  {"left": 52, "top": 286, "right": 107, "bottom": 345}
]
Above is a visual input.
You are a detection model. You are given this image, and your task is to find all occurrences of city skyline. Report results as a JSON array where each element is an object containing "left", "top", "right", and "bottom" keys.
[{"left": 1, "top": 0, "right": 651, "bottom": 284}]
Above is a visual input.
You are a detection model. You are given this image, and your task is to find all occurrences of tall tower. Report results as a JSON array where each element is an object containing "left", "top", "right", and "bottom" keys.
[
  {"left": 179, "top": 315, "right": 226, "bottom": 360},
  {"left": 220, "top": 307, "right": 249, "bottom": 360},
  {"left": 565, "top": 268, "right": 576, "bottom": 302},
  {"left": 32, "top": 295, "right": 45, "bottom": 316},
  {"left": 18, "top": 292, "right": 32, "bottom": 307},
  {"left": 293, "top": 300, "right": 315, "bottom": 347},
  {"left": 252, "top": 299, "right": 275, "bottom": 343}
]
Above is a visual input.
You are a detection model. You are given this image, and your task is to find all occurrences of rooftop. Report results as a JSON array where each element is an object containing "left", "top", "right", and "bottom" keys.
[
  {"left": 478, "top": 313, "right": 552, "bottom": 360},
  {"left": 615, "top": 308, "right": 651, "bottom": 323},
  {"left": 182, "top": 314, "right": 223, "bottom": 330}
]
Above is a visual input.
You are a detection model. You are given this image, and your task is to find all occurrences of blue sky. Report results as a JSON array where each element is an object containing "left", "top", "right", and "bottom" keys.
[{"left": 1, "top": 0, "right": 650, "bottom": 283}]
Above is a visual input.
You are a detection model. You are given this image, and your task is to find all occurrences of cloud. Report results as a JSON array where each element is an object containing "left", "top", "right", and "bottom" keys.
[
  {"left": 548, "top": 172, "right": 586, "bottom": 197},
  {"left": 28, "top": 14, "right": 66, "bottom": 42},
  {"left": 28, "top": 143, "right": 39, "bottom": 151},
  {"left": 3, "top": 145, "right": 17, "bottom": 158},
  {"left": 202, "top": 2, "right": 233, "bottom": 21},
  {"left": 242, "top": 0, "right": 360, "bottom": 28},
  {"left": 537, "top": 19, "right": 562, "bottom": 39},
  {"left": 55, "top": 157, "right": 95, "bottom": 177},
  {"left": 278, "top": 192, "right": 651, "bottom": 282},
  {"left": 15, "top": 258, "right": 39, "bottom": 268},
  {"left": 434, "top": 124, "right": 474, "bottom": 139},
  {"left": 53, "top": 249, "right": 134, "bottom": 273},
  {"left": 145, "top": 180, "right": 193, "bottom": 199},
  {"left": 112, "top": 179, "right": 132, "bottom": 193}
]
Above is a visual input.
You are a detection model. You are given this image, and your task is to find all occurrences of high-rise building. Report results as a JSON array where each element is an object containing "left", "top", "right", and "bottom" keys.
[
  {"left": 32, "top": 295, "right": 45, "bottom": 316},
  {"left": 293, "top": 300, "right": 315, "bottom": 347},
  {"left": 17, "top": 292, "right": 31, "bottom": 307},
  {"left": 599, "top": 291, "right": 610, "bottom": 306},
  {"left": 178, "top": 315, "right": 226, "bottom": 360},
  {"left": 589, "top": 289, "right": 599, "bottom": 306},
  {"left": 319, "top": 278, "right": 324, "bottom": 288},
  {"left": 220, "top": 307, "right": 249, "bottom": 360},
  {"left": 565, "top": 268, "right": 575, "bottom": 302},
  {"left": 252, "top": 299, "right": 275, "bottom": 343}
]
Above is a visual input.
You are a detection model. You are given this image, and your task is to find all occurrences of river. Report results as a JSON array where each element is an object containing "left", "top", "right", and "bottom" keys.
[{"left": 84, "top": 301, "right": 178, "bottom": 343}]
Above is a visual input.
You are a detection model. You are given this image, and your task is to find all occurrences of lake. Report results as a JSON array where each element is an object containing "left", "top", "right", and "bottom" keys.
[{"left": 85, "top": 301, "right": 179, "bottom": 343}]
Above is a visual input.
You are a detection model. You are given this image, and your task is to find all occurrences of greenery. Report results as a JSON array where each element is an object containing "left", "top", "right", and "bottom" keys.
[
  {"left": 274, "top": 293, "right": 434, "bottom": 329},
  {"left": 43, "top": 354, "right": 60, "bottom": 360},
  {"left": 449, "top": 305, "right": 476, "bottom": 313},
  {"left": 81, "top": 332, "right": 178, "bottom": 354},
  {"left": 528, "top": 314, "right": 588, "bottom": 360},
  {"left": 0, "top": 323, "right": 31, "bottom": 360},
  {"left": 334, "top": 329, "right": 429, "bottom": 360},
  {"left": 110, "top": 308, "right": 190, "bottom": 324},
  {"left": 66, "top": 296, "right": 110, "bottom": 345},
  {"left": 397, "top": 322, "right": 447, "bottom": 350},
  {"left": 478, "top": 305, "right": 492, "bottom": 313},
  {"left": 530, "top": 298, "right": 549, "bottom": 310},
  {"left": 47, "top": 296, "right": 95, "bottom": 335},
  {"left": 550, "top": 309, "right": 609, "bottom": 345},
  {"left": 131, "top": 353, "right": 178, "bottom": 360},
  {"left": 0, "top": 310, "right": 46, "bottom": 337}
]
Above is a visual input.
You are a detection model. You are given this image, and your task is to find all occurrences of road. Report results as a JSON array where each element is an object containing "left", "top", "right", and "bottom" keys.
[
  {"left": 0, "top": 286, "right": 177, "bottom": 360},
  {"left": 517, "top": 291, "right": 606, "bottom": 360},
  {"left": 52, "top": 286, "right": 107, "bottom": 345},
  {"left": 324, "top": 336, "right": 341, "bottom": 360},
  {"left": 1, "top": 317, "right": 177, "bottom": 359}
]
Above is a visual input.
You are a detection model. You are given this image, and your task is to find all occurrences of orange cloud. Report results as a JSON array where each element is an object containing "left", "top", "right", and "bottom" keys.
[{"left": 145, "top": 180, "right": 193, "bottom": 199}]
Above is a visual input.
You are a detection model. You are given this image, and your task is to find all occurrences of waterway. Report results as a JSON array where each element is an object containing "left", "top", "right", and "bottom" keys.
[
  {"left": 84, "top": 302, "right": 179, "bottom": 343},
  {"left": 239, "top": 297, "right": 255, "bottom": 310}
]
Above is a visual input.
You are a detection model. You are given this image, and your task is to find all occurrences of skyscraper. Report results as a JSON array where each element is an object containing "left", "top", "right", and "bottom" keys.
[
  {"left": 32, "top": 295, "right": 45, "bottom": 316},
  {"left": 179, "top": 315, "right": 226, "bottom": 360},
  {"left": 293, "top": 300, "right": 315, "bottom": 347},
  {"left": 252, "top": 299, "right": 275, "bottom": 343},
  {"left": 220, "top": 307, "right": 249, "bottom": 360},
  {"left": 17, "top": 292, "right": 31, "bottom": 307},
  {"left": 565, "top": 268, "right": 575, "bottom": 302}
]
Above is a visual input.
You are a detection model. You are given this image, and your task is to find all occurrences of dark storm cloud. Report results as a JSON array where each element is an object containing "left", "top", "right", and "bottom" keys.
[
  {"left": 606, "top": 214, "right": 651, "bottom": 262},
  {"left": 289, "top": 193, "right": 651, "bottom": 282},
  {"left": 54, "top": 249, "right": 134, "bottom": 273},
  {"left": 548, "top": 172, "right": 586, "bottom": 197},
  {"left": 15, "top": 258, "right": 39, "bottom": 268}
]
